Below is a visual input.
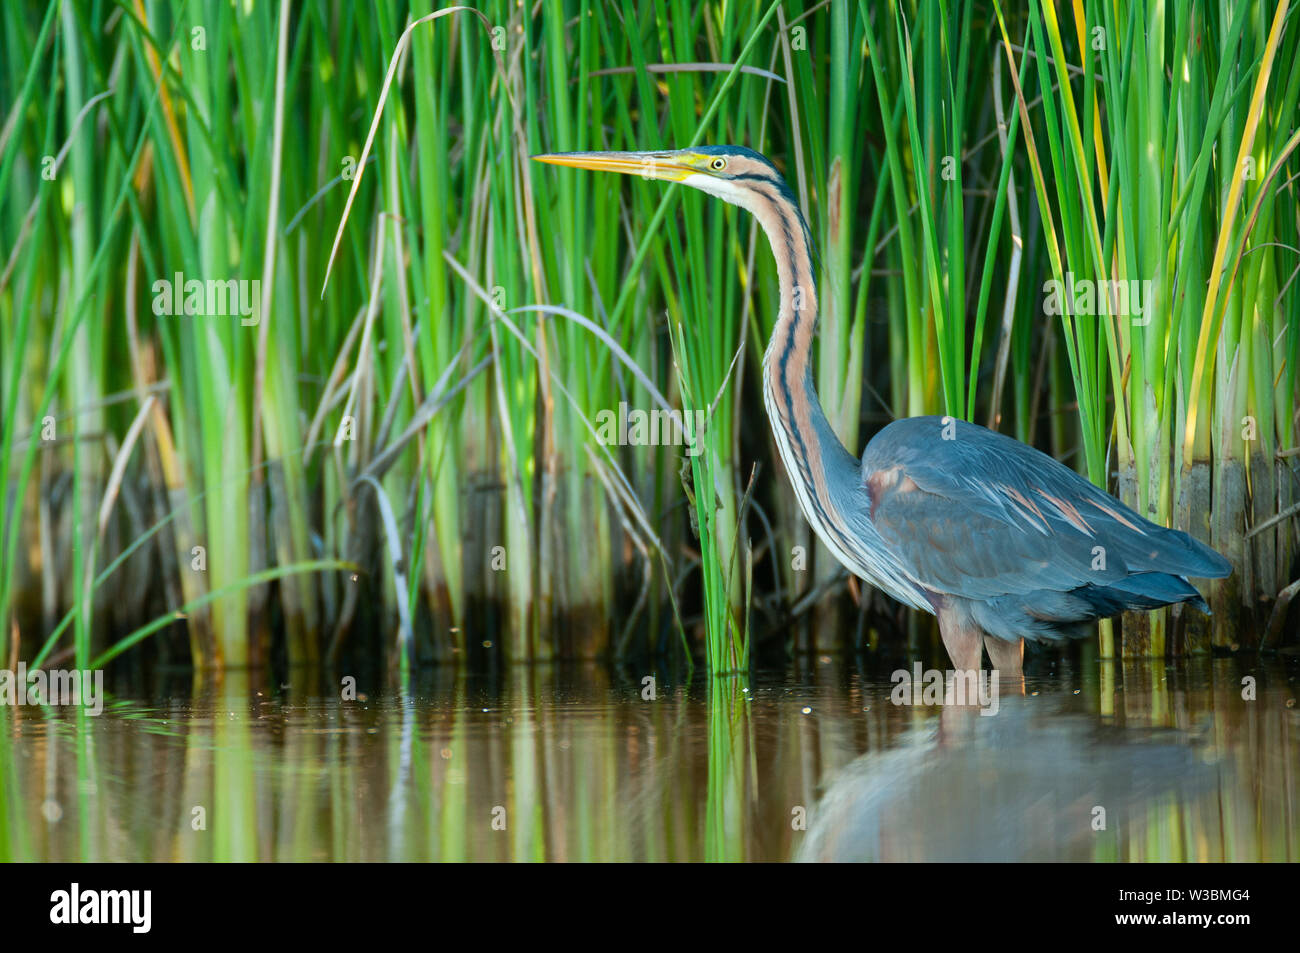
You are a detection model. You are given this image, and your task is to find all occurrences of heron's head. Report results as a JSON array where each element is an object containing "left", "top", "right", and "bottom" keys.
[{"left": 531, "top": 146, "right": 796, "bottom": 216}]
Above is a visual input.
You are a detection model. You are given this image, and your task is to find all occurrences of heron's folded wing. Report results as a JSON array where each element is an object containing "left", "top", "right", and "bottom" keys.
[
  {"left": 861, "top": 470, "right": 1111, "bottom": 601},
  {"left": 860, "top": 420, "right": 1228, "bottom": 602}
]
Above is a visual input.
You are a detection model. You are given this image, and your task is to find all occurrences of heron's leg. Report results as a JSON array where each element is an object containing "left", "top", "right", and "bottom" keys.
[
  {"left": 983, "top": 635, "right": 1025, "bottom": 699},
  {"left": 937, "top": 609, "right": 986, "bottom": 712},
  {"left": 937, "top": 608, "right": 983, "bottom": 673},
  {"left": 983, "top": 635, "right": 1023, "bottom": 676}
]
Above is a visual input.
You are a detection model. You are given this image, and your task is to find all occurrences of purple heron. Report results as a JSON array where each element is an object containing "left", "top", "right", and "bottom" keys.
[{"left": 532, "top": 147, "right": 1231, "bottom": 675}]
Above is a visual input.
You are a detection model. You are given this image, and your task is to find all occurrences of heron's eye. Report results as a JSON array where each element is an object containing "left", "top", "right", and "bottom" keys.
[{"left": 710, "top": 157, "right": 727, "bottom": 172}]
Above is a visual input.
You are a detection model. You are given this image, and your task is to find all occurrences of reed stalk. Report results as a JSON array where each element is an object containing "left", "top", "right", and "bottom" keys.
[{"left": 1, "top": 1, "right": 1294, "bottom": 674}]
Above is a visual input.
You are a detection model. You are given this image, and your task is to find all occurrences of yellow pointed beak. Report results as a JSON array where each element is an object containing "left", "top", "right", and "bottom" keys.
[{"left": 531, "top": 150, "right": 697, "bottom": 182}]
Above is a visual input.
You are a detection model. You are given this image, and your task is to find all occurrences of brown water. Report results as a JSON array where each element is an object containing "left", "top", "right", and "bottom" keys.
[{"left": 2, "top": 656, "right": 1296, "bottom": 861}]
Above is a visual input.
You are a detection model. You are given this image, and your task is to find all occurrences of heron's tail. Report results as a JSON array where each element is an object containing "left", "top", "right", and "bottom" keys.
[
  {"left": 1076, "top": 571, "right": 1212, "bottom": 616},
  {"left": 971, "top": 572, "right": 1215, "bottom": 644}
]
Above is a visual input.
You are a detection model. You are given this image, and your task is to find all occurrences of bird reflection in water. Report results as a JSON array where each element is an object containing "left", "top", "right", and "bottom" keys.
[{"left": 795, "top": 695, "right": 1221, "bottom": 862}]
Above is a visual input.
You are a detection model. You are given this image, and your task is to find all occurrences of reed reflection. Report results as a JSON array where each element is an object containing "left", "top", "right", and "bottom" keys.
[{"left": 0, "top": 658, "right": 1293, "bottom": 862}]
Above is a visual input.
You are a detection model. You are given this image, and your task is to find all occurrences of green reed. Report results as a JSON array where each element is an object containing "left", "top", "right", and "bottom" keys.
[
  {"left": 993, "top": 0, "right": 1300, "bottom": 654},
  {"left": 1, "top": 0, "right": 1296, "bottom": 676}
]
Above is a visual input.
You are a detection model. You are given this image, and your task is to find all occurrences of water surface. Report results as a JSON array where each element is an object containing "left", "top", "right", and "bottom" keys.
[{"left": 2, "top": 656, "right": 1296, "bottom": 861}]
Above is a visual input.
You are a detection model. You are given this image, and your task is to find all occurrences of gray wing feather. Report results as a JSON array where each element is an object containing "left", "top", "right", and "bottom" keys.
[{"left": 861, "top": 417, "right": 1230, "bottom": 606}]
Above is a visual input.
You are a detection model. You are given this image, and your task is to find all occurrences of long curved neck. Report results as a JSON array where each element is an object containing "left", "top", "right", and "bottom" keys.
[
  {"left": 746, "top": 193, "right": 869, "bottom": 574},
  {"left": 750, "top": 196, "right": 860, "bottom": 492},
  {"left": 697, "top": 170, "right": 929, "bottom": 610}
]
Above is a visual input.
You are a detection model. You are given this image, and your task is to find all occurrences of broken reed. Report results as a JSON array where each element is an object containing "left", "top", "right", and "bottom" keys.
[{"left": 2, "top": 1, "right": 1297, "bottom": 674}]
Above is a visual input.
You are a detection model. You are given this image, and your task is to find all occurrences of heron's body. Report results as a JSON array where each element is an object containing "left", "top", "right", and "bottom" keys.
[{"left": 534, "top": 146, "right": 1232, "bottom": 674}]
